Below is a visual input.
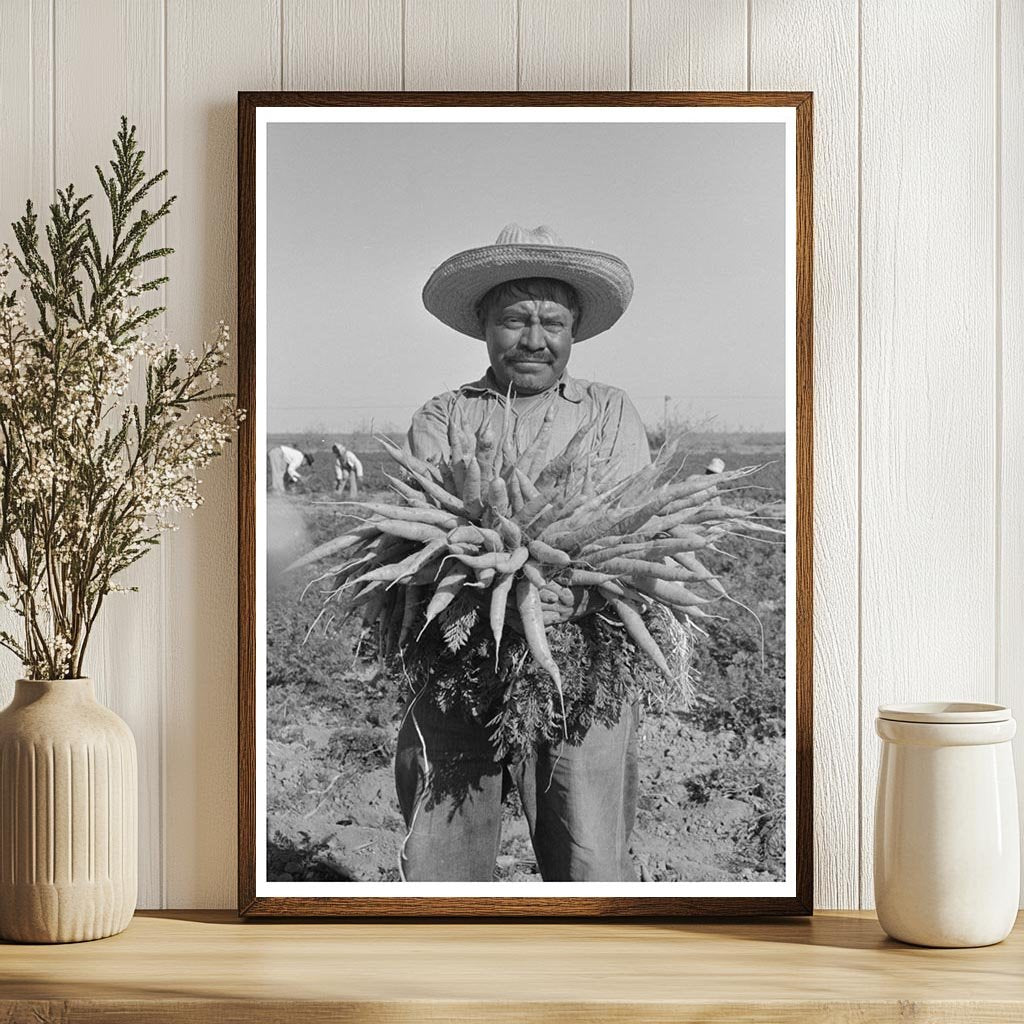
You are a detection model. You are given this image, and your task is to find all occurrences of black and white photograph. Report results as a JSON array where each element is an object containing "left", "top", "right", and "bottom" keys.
[{"left": 244, "top": 98, "right": 808, "bottom": 912}]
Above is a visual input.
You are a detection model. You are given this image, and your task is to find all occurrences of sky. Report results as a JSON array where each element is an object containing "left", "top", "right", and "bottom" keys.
[{"left": 267, "top": 119, "right": 786, "bottom": 436}]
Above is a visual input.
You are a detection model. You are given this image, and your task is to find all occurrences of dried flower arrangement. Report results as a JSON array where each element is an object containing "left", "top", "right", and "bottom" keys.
[{"left": 0, "top": 119, "right": 242, "bottom": 679}]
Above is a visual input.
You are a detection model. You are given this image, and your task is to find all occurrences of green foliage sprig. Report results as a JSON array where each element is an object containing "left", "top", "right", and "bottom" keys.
[{"left": 0, "top": 117, "right": 242, "bottom": 679}]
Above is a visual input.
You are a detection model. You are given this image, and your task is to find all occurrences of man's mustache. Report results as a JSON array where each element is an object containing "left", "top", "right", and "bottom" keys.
[{"left": 508, "top": 353, "right": 552, "bottom": 363}]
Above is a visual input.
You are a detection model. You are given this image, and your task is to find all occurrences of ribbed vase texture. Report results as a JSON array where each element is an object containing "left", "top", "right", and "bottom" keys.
[{"left": 0, "top": 678, "right": 137, "bottom": 943}]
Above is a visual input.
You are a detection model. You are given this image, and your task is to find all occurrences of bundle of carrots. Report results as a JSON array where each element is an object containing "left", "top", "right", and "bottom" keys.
[{"left": 290, "top": 405, "right": 779, "bottom": 734}]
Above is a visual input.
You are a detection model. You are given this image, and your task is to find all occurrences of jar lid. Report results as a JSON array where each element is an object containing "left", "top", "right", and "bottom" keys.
[{"left": 877, "top": 702, "right": 1011, "bottom": 724}]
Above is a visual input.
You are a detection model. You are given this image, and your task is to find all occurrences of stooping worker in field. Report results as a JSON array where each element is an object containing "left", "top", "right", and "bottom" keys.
[
  {"left": 267, "top": 444, "right": 314, "bottom": 493},
  {"left": 395, "top": 223, "right": 652, "bottom": 882},
  {"left": 332, "top": 442, "right": 364, "bottom": 497}
]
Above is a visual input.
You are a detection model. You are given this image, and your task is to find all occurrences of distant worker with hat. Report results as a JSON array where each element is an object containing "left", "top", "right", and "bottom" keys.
[
  {"left": 332, "top": 442, "right": 364, "bottom": 497},
  {"left": 394, "top": 224, "right": 652, "bottom": 883}
]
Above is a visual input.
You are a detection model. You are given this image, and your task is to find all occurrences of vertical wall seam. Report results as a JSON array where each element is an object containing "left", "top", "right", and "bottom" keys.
[
  {"left": 159, "top": 0, "right": 169, "bottom": 912},
  {"left": 49, "top": 0, "right": 55, "bottom": 197},
  {"left": 855, "top": 0, "right": 864, "bottom": 910},
  {"left": 994, "top": 0, "right": 1003, "bottom": 706},
  {"left": 29, "top": 0, "right": 34, "bottom": 194},
  {"left": 400, "top": 0, "right": 405, "bottom": 90},
  {"left": 279, "top": 0, "right": 285, "bottom": 91},
  {"left": 746, "top": 0, "right": 752, "bottom": 90},
  {"left": 627, "top": 0, "right": 633, "bottom": 91},
  {"left": 516, "top": 0, "right": 521, "bottom": 90}
]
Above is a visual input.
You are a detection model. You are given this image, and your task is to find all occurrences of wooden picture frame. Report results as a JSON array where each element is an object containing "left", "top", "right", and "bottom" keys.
[{"left": 238, "top": 91, "right": 813, "bottom": 917}]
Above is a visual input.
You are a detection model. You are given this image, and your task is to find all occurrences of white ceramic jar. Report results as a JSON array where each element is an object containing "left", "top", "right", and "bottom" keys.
[{"left": 874, "top": 702, "right": 1019, "bottom": 947}]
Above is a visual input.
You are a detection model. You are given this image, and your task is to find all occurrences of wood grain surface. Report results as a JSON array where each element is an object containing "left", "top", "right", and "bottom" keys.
[{"left": 2, "top": 910, "right": 1023, "bottom": 1023}]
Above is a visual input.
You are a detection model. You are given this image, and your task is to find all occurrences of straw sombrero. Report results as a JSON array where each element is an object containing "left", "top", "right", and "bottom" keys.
[{"left": 421, "top": 224, "right": 633, "bottom": 343}]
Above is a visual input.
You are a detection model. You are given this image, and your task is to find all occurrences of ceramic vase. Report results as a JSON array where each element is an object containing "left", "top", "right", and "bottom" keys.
[
  {"left": 874, "top": 702, "right": 1019, "bottom": 948},
  {"left": 0, "top": 678, "right": 137, "bottom": 943}
]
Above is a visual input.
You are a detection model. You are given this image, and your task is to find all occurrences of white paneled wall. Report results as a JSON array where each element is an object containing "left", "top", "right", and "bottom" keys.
[{"left": 0, "top": 0, "right": 1017, "bottom": 910}]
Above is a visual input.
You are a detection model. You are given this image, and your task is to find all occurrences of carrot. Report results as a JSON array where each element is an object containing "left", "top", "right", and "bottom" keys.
[
  {"left": 507, "top": 468, "right": 524, "bottom": 515},
  {"left": 476, "top": 420, "right": 497, "bottom": 487},
  {"left": 352, "top": 541, "right": 445, "bottom": 586},
  {"left": 478, "top": 527, "right": 503, "bottom": 553},
  {"left": 487, "top": 475, "right": 511, "bottom": 517},
  {"left": 495, "top": 512, "right": 522, "bottom": 550},
  {"left": 514, "top": 466, "right": 541, "bottom": 505},
  {"left": 462, "top": 454, "right": 484, "bottom": 517},
  {"left": 659, "top": 488, "right": 718, "bottom": 516},
  {"left": 642, "top": 507, "right": 703, "bottom": 536},
  {"left": 377, "top": 436, "right": 443, "bottom": 484},
  {"left": 285, "top": 524, "right": 379, "bottom": 572},
  {"left": 516, "top": 579, "right": 567, "bottom": 733},
  {"left": 386, "top": 539, "right": 448, "bottom": 588},
  {"left": 418, "top": 568, "right": 470, "bottom": 638},
  {"left": 522, "top": 559, "right": 548, "bottom": 589},
  {"left": 530, "top": 494, "right": 588, "bottom": 536},
  {"left": 671, "top": 552, "right": 728, "bottom": 597},
  {"left": 581, "top": 452, "right": 595, "bottom": 497},
  {"left": 630, "top": 575, "right": 708, "bottom": 607},
  {"left": 588, "top": 535, "right": 707, "bottom": 563},
  {"left": 556, "top": 507, "right": 629, "bottom": 550},
  {"left": 566, "top": 569, "right": 619, "bottom": 589},
  {"left": 599, "top": 491, "right": 672, "bottom": 540},
  {"left": 514, "top": 493, "right": 550, "bottom": 527},
  {"left": 489, "top": 571, "right": 516, "bottom": 668},
  {"left": 383, "top": 472, "right": 436, "bottom": 509},
  {"left": 533, "top": 414, "right": 598, "bottom": 492},
  {"left": 452, "top": 546, "right": 529, "bottom": 573},
  {"left": 545, "top": 478, "right": 634, "bottom": 536},
  {"left": 606, "top": 593, "right": 674, "bottom": 683},
  {"left": 375, "top": 520, "right": 448, "bottom": 543},
  {"left": 380, "top": 442, "right": 468, "bottom": 515},
  {"left": 449, "top": 524, "right": 486, "bottom": 546},
  {"left": 408, "top": 556, "right": 446, "bottom": 585},
  {"left": 527, "top": 539, "right": 571, "bottom": 567},
  {"left": 665, "top": 526, "right": 711, "bottom": 547},
  {"left": 339, "top": 503, "right": 459, "bottom": 530},
  {"left": 450, "top": 457, "right": 466, "bottom": 497},
  {"left": 594, "top": 557, "right": 710, "bottom": 583},
  {"left": 473, "top": 566, "right": 497, "bottom": 587}
]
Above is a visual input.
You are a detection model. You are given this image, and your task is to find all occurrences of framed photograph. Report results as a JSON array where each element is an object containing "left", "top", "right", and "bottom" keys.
[{"left": 238, "top": 91, "right": 812, "bottom": 917}]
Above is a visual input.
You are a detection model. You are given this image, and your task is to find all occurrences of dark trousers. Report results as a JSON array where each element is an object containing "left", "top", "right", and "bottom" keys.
[{"left": 394, "top": 692, "right": 639, "bottom": 881}]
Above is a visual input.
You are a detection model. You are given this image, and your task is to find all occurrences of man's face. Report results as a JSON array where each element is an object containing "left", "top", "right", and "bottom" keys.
[{"left": 483, "top": 298, "right": 574, "bottom": 395}]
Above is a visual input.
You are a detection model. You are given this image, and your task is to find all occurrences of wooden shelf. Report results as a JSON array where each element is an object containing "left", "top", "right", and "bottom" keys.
[{"left": 2, "top": 909, "right": 1022, "bottom": 1022}]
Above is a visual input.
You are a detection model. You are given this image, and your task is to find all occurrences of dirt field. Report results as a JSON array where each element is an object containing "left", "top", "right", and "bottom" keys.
[{"left": 265, "top": 435, "right": 786, "bottom": 884}]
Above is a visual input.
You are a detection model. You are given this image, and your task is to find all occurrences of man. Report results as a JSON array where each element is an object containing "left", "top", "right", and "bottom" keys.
[
  {"left": 395, "top": 224, "right": 652, "bottom": 883},
  {"left": 267, "top": 444, "right": 313, "bottom": 493},
  {"left": 331, "top": 442, "right": 364, "bottom": 497}
]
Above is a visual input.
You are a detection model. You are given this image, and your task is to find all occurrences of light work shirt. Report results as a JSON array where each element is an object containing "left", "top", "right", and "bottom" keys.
[
  {"left": 334, "top": 448, "right": 363, "bottom": 477},
  {"left": 279, "top": 445, "right": 306, "bottom": 480},
  {"left": 404, "top": 367, "right": 652, "bottom": 485}
]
